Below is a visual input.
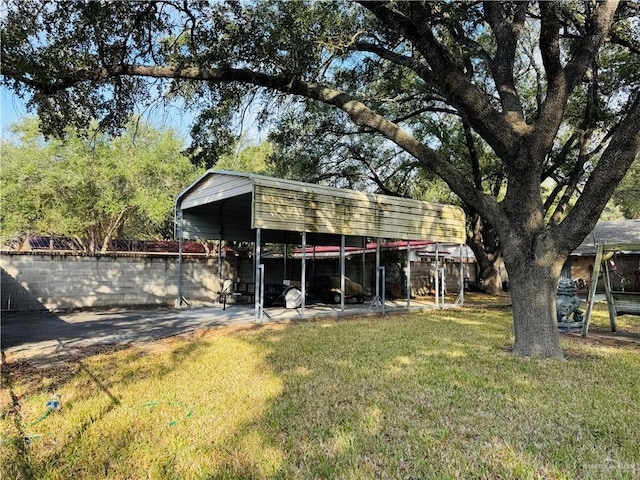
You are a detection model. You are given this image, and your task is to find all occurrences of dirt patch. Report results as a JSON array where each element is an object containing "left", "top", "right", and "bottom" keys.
[
  {"left": 0, "top": 358, "right": 76, "bottom": 420},
  {"left": 1, "top": 343, "right": 129, "bottom": 408},
  {"left": 565, "top": 330, "right": 640, "bottom": 349},
  {"left": 561, "top": 330, "right": 640, "bottom": 360},
  {"left": 500, "top": 330, "right": 640, "bottom": 360}
]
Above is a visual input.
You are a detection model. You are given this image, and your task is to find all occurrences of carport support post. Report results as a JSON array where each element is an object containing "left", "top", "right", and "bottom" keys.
[
  {"left": 340, "top": 234, "right": 346, "bottom": 311},
  {"left": 301, "top": 232, "right": 306, "bottom": 315},
  {"left": 258, "top": 265, "right": 265, "bottom": 324},
  {"left": 375, "top": 239, "right": 381, "bottom": 306},
  {"left": 435, "top": 243, "right": 440, "bottom": 308},
  {"left": 459, "top": 244, "right": 465, "bottom": 306},
  {"left": 217, "top": 235, "right": 223, "bottom": 305},
  {"left": 283, "top": 244, "right": 287, "bottom": 279},
  {"left": 379, "top": 266, "right": 386, "bottom": 314},
  {"left": 176, "top": 223, "right": 184, "bottom": 307},
  {"left": 440, "top": 265, "right": 446, "bottom": 308},
  {"left": 361, "top": 237, "right": 366, "bottom": 292},
  {"left": 406, "top": 240, "right": 411, "bottom": 308},
  {"left": 255, "top": 228, "right": 262, "bottom": 324}
]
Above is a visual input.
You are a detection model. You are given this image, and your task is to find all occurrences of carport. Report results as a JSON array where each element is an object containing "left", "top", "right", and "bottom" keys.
[{"left": 175, "top": 170, "right": 466, "bottom": 322}]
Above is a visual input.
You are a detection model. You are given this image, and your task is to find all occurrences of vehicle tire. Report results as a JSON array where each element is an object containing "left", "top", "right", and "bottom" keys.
[
  {"left": 356, "top": 296, "right": 365, "bottom": 304},
  {"left": 331, "top": 292, "right": 341, "bottom": 304}
]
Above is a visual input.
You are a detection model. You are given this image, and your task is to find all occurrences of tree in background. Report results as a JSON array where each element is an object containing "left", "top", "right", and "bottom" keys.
[
  {"left": 613, "top": 159, "right": 640, "bottom": 218},
  {"left": 2, "top": 1, "right": 639, "bottom": 358},
  {"left": 1, "top": 117, "right": 201, "bottom": 253},
  {"left": 215, "top": 138, "right": 275, "bottom": 175}
]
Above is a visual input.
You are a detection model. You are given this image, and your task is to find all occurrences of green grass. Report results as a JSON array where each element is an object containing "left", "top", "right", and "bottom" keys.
[{"left": 2, "top": 295, "right": 639, "bottom": 479}]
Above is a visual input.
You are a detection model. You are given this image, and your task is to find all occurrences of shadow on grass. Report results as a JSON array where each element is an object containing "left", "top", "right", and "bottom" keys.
[
  {"left": 217, "top": 308, "right": 640, "bottom": 479},
  {"left": 3, "top": 300, "right": 639, "bottom": 479},
  {"left": 0, "top": 335, "right": 212, "bottom": 479}
]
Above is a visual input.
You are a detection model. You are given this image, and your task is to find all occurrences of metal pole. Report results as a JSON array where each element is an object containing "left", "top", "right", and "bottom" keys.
[
  {"left": 259, "top": 264, "right": 265, "bottom": 324},
  {"left": 435, "top": 243, "right": 439, "bottom": 307},
  {"left": 284, "top": 243, "right": 288, "bottom": 280},
  {"left": 375, "top": 239, "right": 381, "bottom": 305},
  {"left": 218, "top": 235, "right": 223, "bottom": 305},
  {"left": 177, "top": 218, "right": 184, "bottom": 307},
  {"left": 441, "top": 266, "right": 446, "bottom": 308},
  {"left": 435, "top": 268, "right": 439, "bottom": 308},
  {"left": 362, "top": 237, "right": 366, "bottom": 295},
  {"left": 340, "top": 234, "right": 346, "bottom": 312},
  {"left": 458, "top": 243, "right": 465, "bottom": 306},
  {"left": 255, "top": 228, "right": 261, "bottom": 323},
  {"left": 406, "top": 240, "right": 411, "bottom": 308},
  {"left": 301, "top": 232, "right": 306, "bottom": 315},
  {"left": 380, "top": 266, "right": 386, "bottom": 315}
]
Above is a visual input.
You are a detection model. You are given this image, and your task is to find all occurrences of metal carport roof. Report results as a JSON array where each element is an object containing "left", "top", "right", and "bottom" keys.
[{"left": 175, "top": 170, "right": 466, "bottom": 245}]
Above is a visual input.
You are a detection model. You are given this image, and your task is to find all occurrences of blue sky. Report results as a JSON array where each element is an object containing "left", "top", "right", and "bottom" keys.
[
  {"left": 1, "top": 85, "right": 267, "bottom": 146},
  {"left": 0, "top": 84, "right": 196, "bottom": 141},
  {"left": 1, "top": 86, "right": 29, "bottom": 132}
]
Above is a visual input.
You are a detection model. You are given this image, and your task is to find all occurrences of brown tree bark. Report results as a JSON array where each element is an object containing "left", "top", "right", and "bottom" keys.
[{"left": 507, "top": 257, "right": 565, "bottom": 358}]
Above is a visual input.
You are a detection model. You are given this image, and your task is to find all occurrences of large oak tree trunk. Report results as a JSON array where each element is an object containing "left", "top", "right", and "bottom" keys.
[
  {"left": 504, "top": 250, "right": 565, "bottom": 358},
  {"left": 498, "top": 139, "right": 570, "bottom": 359}
]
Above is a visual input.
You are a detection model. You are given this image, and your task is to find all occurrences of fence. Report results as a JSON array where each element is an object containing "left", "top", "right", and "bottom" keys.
[{"left": 1, "top": 251, "right": 222, "bottom": 312}]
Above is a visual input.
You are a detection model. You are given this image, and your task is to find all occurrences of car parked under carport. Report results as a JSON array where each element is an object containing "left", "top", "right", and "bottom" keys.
[{"left": 310, "top": 275, "right": 366, "bottom": 304}]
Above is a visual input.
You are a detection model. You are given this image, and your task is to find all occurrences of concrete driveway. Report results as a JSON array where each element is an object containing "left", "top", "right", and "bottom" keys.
[
  {"left": 1, "top": 299, "right": 439, "bottom": 367},
  {"left": 1, "top": 305, "right": 261, "bottom": 366}
]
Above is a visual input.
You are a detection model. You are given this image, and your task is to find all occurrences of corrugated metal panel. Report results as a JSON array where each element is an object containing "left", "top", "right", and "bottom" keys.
[
  {"left": 177, "top": 171, "right": 466, "bottom": 244},
  {"left": 180, "top": 174, "right": 253, "bottom": 210},
  {"left": 180, "top": 215, "right": 218, "bottom": 240},
  {"left": 180, "top": 192, "right": 254, "bottom": 241},
  {"left": 252, "top": 183, "right": 465, "bottom": 243}
]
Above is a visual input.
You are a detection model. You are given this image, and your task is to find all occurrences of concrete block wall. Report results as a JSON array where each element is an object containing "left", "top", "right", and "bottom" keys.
[
  {"left": 410, "top": 261, "right": 476, "bottom": 295},
  {"left": 0, "top": 252, "right": 227, "bottom": 312}
]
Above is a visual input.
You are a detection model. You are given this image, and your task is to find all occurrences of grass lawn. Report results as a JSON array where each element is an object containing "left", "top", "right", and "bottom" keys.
[{"left": 1, "top": 295, "right": 639, "bottom": 479}]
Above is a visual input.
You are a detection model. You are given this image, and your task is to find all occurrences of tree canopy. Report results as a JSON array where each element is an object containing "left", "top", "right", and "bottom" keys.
[
  {"left": 613, "top": 160, "right": 640, "bottom": 218},
  {"left": 215, "top": 138, "right": 275, "bottom": 175},
  {"left": 2, "top": 0, "right": 639, "bottom": 357},
  {"left": 1, "top": 117, "right": 201, "bottom": 252}
]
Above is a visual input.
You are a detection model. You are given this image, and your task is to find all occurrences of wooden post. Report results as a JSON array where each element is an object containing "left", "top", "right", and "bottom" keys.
[
  {"left": 603, "top": 257, "right": 617, "bottom": 332},
  {"left": 582, "top": 244, "right": 603, "bottom": 337}
]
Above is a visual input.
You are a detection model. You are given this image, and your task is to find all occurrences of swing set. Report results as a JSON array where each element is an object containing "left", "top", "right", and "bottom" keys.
[{"left": 582, "top": 242, "right": 640, "bottom": 337}]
